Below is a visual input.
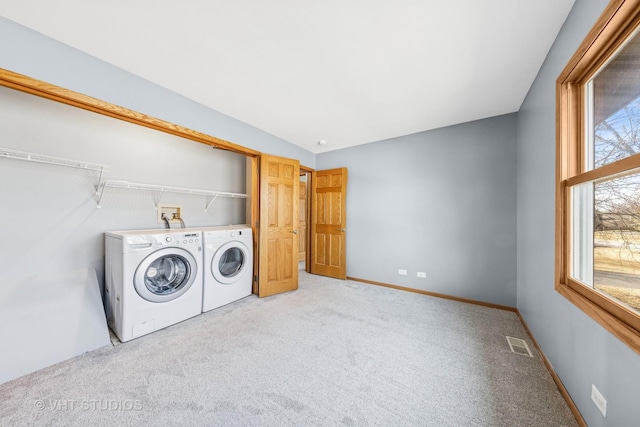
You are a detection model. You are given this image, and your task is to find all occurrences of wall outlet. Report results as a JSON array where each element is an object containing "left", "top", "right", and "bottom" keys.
[
  {"left": 591, "top": 384, "right": 607, "bottom": 417},
  {"left": 398, "top": 269, "right": 407, "bottom": 276},
  {"left": 417, "top": 272, "right": 427, "bottom": 278}
]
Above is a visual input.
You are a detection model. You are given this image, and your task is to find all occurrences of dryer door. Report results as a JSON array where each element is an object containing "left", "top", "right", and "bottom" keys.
[
  {"left": 212, "top": 241, "right": 250, "bottom": 285},
  {"left": 134, "top": 247, "right": 198, "bottom": 303}
]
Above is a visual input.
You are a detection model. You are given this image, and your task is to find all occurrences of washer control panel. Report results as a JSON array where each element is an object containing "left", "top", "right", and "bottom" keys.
[
  {"left": 166, "top": 232, "right": 200, "bottom": 245},
  {"left": 161, "top": 234, "right": 200, "bottom": 244},
  {"left": 123, "top": 231, "right": 201, "bottom": 251}
]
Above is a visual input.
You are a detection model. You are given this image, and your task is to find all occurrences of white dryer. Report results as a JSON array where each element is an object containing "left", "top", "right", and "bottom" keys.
[
  {"left": 201, "top": 225, "right": 253, "bottom": 312},
  {"left": 104, "top": 229, "right": 203, "bottom": 342}
]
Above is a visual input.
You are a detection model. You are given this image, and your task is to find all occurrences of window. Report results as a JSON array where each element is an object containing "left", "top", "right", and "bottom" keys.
[{"left": 557, "top": 0, "right": 640, "bottom": 353}]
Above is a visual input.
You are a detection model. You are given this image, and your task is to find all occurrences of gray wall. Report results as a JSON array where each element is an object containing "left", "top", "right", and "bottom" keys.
[
  {"left": 317, "top": 114, "right": 517, "bottom": 307},
  {"left": 0, "top": 17, "right": 315, "bottom": 168},
  {"left": 517, "top": 0, "right": 640, "bottom": 425}
]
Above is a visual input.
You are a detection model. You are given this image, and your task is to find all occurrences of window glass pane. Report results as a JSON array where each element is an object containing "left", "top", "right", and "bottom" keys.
[
  {"left": 594, "top": 172, "right": 640, "bottom": 312},
  {"left": 591, "top": 31, "right": 640, "bottom": 169}
]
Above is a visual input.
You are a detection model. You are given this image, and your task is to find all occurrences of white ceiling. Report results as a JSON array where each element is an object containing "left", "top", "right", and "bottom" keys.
[{"left": 1, "top": 1, "right": 575, "bottom": 154}]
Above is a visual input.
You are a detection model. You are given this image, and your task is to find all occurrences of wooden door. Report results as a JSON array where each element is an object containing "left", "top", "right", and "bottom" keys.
[
  {"left": 258, "top": 154, "right": 300, "bottom": 297},
  {"left": 310, "top": 168, "right": 347, "bottom": 279},
  {"left": 298, "top": 179, "right": 307, "bottom": 262}
]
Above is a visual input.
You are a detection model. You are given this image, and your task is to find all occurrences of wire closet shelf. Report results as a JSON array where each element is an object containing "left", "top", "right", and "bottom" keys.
[{"left": 0, "top": 146, "right": 247, "bottom": 210}]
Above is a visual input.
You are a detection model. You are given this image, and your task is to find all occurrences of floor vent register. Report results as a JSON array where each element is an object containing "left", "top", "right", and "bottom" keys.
[{"left": 506, "top": 336, "right": 533, "bottom": 357}]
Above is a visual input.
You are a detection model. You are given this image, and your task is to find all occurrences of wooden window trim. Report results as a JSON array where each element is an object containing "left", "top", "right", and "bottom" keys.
[
  {"left": 565, "top": 154, "right": 640, "bottom": 186},
  {"left": 556, "top": 0, "right": 640, "bottom": 354}
]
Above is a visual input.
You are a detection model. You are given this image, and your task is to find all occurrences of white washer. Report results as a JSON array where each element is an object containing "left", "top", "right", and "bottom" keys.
[
  {"left": 201, "top": 225, "right": 253, "bottom": 312},
  {"left": 104, "top": 229, "right": 203, "bottom": 342}
]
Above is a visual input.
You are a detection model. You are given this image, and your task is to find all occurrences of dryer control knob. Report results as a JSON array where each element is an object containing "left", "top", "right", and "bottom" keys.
[
  {"left": 230, "top": 232, "right": 237, "bottom": 238},
  {"left": 165, "top": 236, "right": 173, "bottom": 243}
]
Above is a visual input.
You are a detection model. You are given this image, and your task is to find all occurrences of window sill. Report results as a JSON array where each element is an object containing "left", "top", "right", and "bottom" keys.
[{"left": 556, "top": 281, "right": 640, "bottom": 354}]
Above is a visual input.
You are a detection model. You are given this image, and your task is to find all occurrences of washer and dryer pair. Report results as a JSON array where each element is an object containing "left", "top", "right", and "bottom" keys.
[{"left": 104, "top": 225, "right": 252, "bottom": 342}]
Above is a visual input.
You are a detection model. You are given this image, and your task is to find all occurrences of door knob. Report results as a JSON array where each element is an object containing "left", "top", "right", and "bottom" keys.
[
  {"left": 292, "top": 230, "right": 298, "bottom": 234},
  {"left": 339, "top": 228, "right": 346, "bottom": 232}
]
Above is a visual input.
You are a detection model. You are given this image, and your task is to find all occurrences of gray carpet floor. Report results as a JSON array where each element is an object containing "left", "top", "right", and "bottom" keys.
[{"left": 0, "top": 272, "right": 577, "bottom": 426}]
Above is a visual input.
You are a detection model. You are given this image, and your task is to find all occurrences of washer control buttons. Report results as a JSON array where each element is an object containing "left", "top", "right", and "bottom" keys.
[{"left": 165, "top": 236, "right": 173, "bottom": 243}]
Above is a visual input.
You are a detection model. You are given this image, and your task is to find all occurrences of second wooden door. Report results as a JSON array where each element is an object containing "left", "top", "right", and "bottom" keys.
[{"left": 310, "top": 168, "right": 347, "bottom": 279}]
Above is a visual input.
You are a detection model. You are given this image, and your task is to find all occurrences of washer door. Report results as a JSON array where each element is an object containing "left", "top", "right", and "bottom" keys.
[
  {"left": 134, "top": 247, "right": 198, "bottom": 303},
  {"left": 212, "top": 241, "right": 249, "bottom": 285}
]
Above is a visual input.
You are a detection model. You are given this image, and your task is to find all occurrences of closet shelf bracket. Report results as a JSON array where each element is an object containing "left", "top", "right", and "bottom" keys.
[
  {"left": 205, "top": 194, "right": 219, "bottom": 212},
  {"left": 94, "top": 167, "right": 108, "bottom": 208},
  {"left": 0, "top": 147, "right": 110, "bottom": 207}
]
